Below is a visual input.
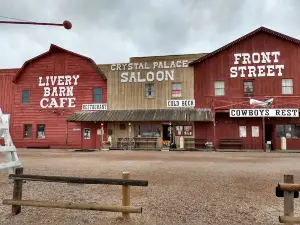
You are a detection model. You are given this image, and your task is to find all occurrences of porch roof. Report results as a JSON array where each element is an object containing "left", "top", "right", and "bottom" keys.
[{"left": 66, "top": 108, "right": 213, "bottom": 122}]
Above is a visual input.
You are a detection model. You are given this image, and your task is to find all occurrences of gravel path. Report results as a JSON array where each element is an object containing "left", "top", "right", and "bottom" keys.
[{"left": 0, "top": 150, "right": 300, "bottom": 225}]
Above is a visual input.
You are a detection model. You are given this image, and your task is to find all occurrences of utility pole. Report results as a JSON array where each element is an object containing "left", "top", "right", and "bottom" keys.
[{"left": 0, "top": 19, "right": 72, "bottom": 30}]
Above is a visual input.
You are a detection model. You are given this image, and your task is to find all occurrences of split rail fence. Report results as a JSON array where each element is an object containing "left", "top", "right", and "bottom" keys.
[
  {"left": 276, "top": 174, "right": 300, "bottom": 224},
  {"left": 2, "top": 167, "right": 148, "bottom": 219}
]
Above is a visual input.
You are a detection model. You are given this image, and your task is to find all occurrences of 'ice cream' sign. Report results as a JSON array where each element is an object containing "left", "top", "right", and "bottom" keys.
[
  {"left": 230, "top": 51, "right": 284, "bottom": 78},
  {"left": 38, "top": 75, "right": 79, "bottom": 108}
]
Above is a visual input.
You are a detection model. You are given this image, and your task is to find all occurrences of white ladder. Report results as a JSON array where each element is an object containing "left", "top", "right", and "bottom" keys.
[{"left": 0, "top": 108, "right": 21, "bottom": 174}]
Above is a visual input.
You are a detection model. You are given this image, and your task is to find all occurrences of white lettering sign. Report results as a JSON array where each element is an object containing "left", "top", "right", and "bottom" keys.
[
  {"left": 230, "top": 51, "right": 284, "bottom": 78},
  {"left": 82, "top": 104, "right": 108, "bottom": 111},
  {"left": 39, "top": 75, "right": 79, "bottom": 108},
  {"left": 111, "top": 60, "right": 189, "bottom": 83},
  {"left": 229, "top": 109, "right": 299, "bottom": 117},
  {"left": 167, "top": 100, "right": 195, "bottom": 108}
]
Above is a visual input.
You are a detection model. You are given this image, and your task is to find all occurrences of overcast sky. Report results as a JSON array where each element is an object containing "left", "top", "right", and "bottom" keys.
[{"left": 0, "top": 0, "right": 299, "bottom": 68}]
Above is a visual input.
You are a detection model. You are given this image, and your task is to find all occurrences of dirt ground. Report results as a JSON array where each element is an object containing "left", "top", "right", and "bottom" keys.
[{"left": 0, "top": 149, "right": 300, "bottom": 225}]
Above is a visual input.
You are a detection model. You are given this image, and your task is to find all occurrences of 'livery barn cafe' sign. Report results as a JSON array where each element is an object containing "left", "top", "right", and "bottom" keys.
[
  {"left": 39, "top": 75, "right": 79, "bottom": 108},
  {"left": 111, "top": 60, "right": 189, "bottom": 83},
  {"left": 230, "top": 51, "right": 284, "bottom": 78}
]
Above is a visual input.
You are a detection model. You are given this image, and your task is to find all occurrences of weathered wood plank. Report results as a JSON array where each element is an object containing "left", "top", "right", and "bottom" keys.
[
  {"left": 278, "top": 183, "right": 300, "bottom": 192},
  {"left": 279, "top": 216, "right": 300, "bottom": 224},
  {"left": 284, "top": 175, "right": 294, "bottom": 225},
  {"left": 12, "top": 167, "right": 23, "bottom": 215},
  {"left": 9, "top": 174, "right": 148, "bottom": 186},
  {"left": 3, "top": 199, "right": 142, "bottom": 213}
]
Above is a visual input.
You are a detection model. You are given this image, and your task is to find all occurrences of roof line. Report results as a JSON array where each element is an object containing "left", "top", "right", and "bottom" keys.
[
  {"left": 189, "top": 26, "right": 300, "bottom": 66},
  {"left": 12, "top": 44, "right": 107, "bottom": 83}
]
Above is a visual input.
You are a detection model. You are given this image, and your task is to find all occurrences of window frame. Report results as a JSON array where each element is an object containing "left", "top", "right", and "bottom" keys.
[
  {"left": 214, "top": 80, "right": 225, "bottom": 96},
  {"left": 21, "top": 90, "right": 30, "bottom": 104},
  {"left": 145, "top": 83, "right": 155, "bottom": 98},
  {"left": 282, "top": 78, "right": 293, "bottom": 95},
  {"left": 23, "top": 124, "right": 32, "bottom": 138},
  {"left": 243, "top": 80, "right": 254, "bottom": 97},
  {"left": 171, "top": 82, "right": 182, "bottom": 98},
  {"left": 93, "top": 87, "right": 103, "bottom": 103}
]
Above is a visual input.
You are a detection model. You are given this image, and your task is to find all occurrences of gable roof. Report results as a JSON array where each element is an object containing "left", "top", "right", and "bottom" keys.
[
  {"left": 189, "top": 26, "right": 300, "bottom": 66},
  {"left": 12, "top": 44, "right": 106, "bottom": 83}
]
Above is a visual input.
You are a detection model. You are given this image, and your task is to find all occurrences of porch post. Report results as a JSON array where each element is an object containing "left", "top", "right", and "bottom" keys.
[
  {"left": 169, "top": 121, "right": 172, "bottom": 150},
  {"left": 262, "top": 115, "right": 266, "bottom": 152},
  {"left": 101, "top": 123, "right": 104, "bottom": 150}
]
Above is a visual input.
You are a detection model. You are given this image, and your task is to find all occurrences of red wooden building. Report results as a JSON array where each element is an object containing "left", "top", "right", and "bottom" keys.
[
  {"left": 2, "top": 44, "right": 108, "bottom": 149},
  {"left": 191, "top": 26, "right": 300, "bottom": 150}
]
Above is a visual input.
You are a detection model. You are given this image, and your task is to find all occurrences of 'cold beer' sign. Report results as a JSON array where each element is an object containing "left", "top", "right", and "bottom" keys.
[
  {"left": 39, "top": 75, "right": 79, "bottom": 108},
  {"left": 230, "top": 51, "right": 284, "bottom": 78}
]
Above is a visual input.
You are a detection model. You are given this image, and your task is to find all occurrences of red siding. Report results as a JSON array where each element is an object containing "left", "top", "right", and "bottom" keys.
[
  {"left": 12, "top": 50, "right": 107, "bottom": 149},
  {"left": 194, "top": 30, "right": 300, "bottom": 150},
  {"left": 0, "top": 69, "right": 18, "bottom": 115},
  {"left": 195, "top": 31, "right": 300, "bottom": 109}
]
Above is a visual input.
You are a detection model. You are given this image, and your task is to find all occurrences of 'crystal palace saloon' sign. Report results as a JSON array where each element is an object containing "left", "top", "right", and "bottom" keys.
[{"left": 230, "top": 109, "right": 299, "bottom": 117}]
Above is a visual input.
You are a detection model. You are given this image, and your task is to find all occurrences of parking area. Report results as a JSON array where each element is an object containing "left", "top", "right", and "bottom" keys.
[{"left": 0, "top": 149, "right": 300, "bottom": 225}]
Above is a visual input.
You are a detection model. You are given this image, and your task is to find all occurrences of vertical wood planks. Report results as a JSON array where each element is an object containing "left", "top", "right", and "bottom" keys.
[
  {"left": 12, "top": 167, "right": 23, "bottom": 215},
  {"left": 122, "top": 171, "right": 131, "bottom": 219}
]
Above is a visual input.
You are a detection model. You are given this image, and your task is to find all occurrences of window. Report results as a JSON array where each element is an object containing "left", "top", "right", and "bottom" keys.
[
  {"left": 276, "top": 124, "right": 300, "bottom": 138},
  {"left": 145, "top": 83, "right": 155, "bottom": 98},
  {"left": 120, "top": 124, "right": 126, "bottom": 130},
  {"left": 93, "top": 88, "right": 102, "bottom": 102},
  {"left": 22, "top": 90, "right": 30, "bottom": 104},
  {"left": 83, "top": 128, "right": 91, "bottom": 139},
  {"left": 214, "top": 81, "right": 225, "bottom": 96},
  {"left": 282, "top": 79, "right": 293, "bottom": 94},
  {"left": 23, "top": 124, "right": 32, "bottom": 138},
  {"left": 37, "top": 124, "right": 45, "bottom": 139},
  {"left": 172, "top": 83, "right": 182, "bottom": 98},
  {"left": 135, "top": 124, "right": 161, "bottom": 137},
  {"left": 244, "top": 80, "right": 254, "bottom": 97}
]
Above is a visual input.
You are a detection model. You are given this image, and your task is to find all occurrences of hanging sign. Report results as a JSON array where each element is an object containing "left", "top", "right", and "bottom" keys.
[
  {"left": 82, "top": 104, "right": 108, "bottom": 111},
  {"left": 230, "top": 109, "right": 299, "bottom": 117},
  {"left": 167, "top": 100, "right": 195, "bottom": 108}
]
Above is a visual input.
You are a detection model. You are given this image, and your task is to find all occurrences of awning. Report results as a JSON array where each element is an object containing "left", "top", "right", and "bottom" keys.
[{"left": 66, "top": 108, "right": 213, "bottom": 122}]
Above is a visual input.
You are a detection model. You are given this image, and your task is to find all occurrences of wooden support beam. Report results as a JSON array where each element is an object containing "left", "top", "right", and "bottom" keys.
[
  {"left": 9, "top": 174, "right": 148, "bottom": 187},
  {"left": 12, "top": 167, "right": 23, "bottom": 215},
  {"left": 122, "top": 172, "right": 131, "bottom": 219},
  {"left": 2, "top": 199, "right": 142, "bottom": 213},
  {"left": 284, "top": 175, "right": 294, "bottom": 225},
  {"left": 278, "top": 183, "right": 300, "bottom": 192},
  {"left": 279, "top": 216, "right": 300, "bottom": 224}
]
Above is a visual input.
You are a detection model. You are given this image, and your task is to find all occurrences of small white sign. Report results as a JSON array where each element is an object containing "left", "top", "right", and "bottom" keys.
[
  {"left": 229, "top": 109, "right": 299, "bottom": 117},
  {"left": 167, "top": 100, "right": 195, "bottom": 108},
  {"left": 72, "top": 128, "right": 81, "bottom": 131},
  {"left": 82, "top": 104, "right": 108, "bottom": 111},
  {"left": 97, "top": 129, "right": 103, "bottom": 135},
  {"left": 239, "top": 126, "right": 247, "bottom": 137}
]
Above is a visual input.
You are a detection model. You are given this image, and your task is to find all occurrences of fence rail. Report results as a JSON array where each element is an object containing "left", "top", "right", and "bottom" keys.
[{"left": 2, "top": 168, "right": 148, "bottom": 219}]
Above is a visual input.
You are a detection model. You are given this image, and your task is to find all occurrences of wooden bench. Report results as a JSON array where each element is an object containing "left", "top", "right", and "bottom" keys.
[
  {"left": 134, "top": 137, "right": 157, "bottom": 149},
  {"left": 184, "top": 138, "right": 207, "bottom": 149},
  {"left": 219, "top": 139, "right": 243, "bottom": 149}
]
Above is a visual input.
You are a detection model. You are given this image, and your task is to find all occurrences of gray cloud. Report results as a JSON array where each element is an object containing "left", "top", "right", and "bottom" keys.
[{"left": 0, "top": 0, "right": 300, "bottom": 68}]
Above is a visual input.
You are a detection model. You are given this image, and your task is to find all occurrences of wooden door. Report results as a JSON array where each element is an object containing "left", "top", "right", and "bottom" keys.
[{"left": 82, "top": 127, "right": 96, "bottom": 150}]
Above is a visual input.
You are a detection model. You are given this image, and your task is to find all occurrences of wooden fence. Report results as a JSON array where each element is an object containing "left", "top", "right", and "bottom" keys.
[
  {"left": 2, "top": 167, "right": 148, "bottom": 219},
  {"left": 276, "top": 174, "right": 300, "bottom": 224}
]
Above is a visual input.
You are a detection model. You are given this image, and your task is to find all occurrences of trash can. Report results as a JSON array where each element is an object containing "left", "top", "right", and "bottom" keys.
[
  {"left": 281, "top": 137, "right": 286, "bottom": 150},
  {"left": 266, "top": 141, "right": 271, "bottom": 152}
]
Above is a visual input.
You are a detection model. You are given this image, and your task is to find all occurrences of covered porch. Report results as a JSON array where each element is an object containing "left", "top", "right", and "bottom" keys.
[{"left": 66, "top": 108, "right": 213, "bottom": 151}]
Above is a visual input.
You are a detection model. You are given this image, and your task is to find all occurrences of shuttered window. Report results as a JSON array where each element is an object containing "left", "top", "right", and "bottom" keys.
[
  {"left": 214, "top": 81, "right": 225, "bottom": 96},
  {"left": 22, "top": 90, "right": 30, "bottom": 104},
  {"left": 282, "top": 79, "right": 293, "bottom": 94},
  {"left": 244, "top": 80, "right": 254, "bottom": 97},
  {"left": 93, "top": 88, "right": 102, "bottom": 102}
]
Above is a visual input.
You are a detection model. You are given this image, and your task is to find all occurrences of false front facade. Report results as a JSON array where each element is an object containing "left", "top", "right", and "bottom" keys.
[{"left": 191, "top": 26, "right": 300, "bottom": 150}]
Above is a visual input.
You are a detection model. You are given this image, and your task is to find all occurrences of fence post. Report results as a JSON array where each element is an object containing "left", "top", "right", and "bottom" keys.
[
  {"left": 122, "top": 172, "right": 130, "bottom": 219},
  {"left": 12, "top": 167, "right": 23, "bottom": 215},
  {"left": 284, "top": 175, "right": 294, "bottom": 225}
]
